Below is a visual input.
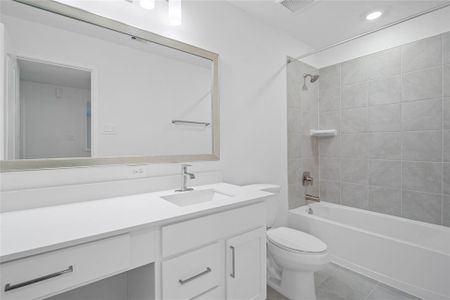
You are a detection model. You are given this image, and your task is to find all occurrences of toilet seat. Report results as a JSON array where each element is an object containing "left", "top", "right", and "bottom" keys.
[{"left": 267, "top": 227, "right": 327, "bottom": 254}]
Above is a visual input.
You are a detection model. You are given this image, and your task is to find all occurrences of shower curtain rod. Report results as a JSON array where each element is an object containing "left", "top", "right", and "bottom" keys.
[{"left": 288, "top": 2, "right": 450, "bottom": 63}]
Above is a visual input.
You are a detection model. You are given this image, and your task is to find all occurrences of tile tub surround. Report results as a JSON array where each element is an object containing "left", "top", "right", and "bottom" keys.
[
  {"left": 287, "top": 58, "right": 320, "bottom": 209},
  {"left": 267, "top": 263, "right": 420, "bottom": 300},
  {"left": 316, "top": 32, "right": 450, "bottom": 227}
]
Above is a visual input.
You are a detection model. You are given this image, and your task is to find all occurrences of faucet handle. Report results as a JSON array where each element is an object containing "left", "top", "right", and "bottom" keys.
[{"left": 181, "top": 164, "right": 192, "bottom": 168}]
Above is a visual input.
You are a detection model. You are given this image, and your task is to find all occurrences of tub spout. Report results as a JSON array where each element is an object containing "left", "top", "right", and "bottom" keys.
[{"left": 305, "top": 194, "right": 320, "bottom": 202}]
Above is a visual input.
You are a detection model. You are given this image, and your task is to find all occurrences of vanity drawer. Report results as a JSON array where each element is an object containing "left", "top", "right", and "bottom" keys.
[
  {"left": 162, "top": 203, "right": 265, "bottom": 257},
  {"left": 0, "top": 234, "right": 130, "bottom": 300},
  {"left": 162, "top": 242, "right": 220, "bottom": 300}
]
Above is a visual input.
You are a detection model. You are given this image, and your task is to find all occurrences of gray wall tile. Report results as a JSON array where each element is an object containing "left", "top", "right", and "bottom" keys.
[
  {"left": 444, "top": 163, "right": 450, "bottom": 195},
  {"left": 444, "top": 195, "right": 450, "bottom": 227},
  {"left": 319, "top": 136, "right": 339, "bottom": 158},
  {"left": 444, "top": 130, "right": 450, "bottom": 162},
  {"left": 340, "top": 134, "right": 368, "bottom": 158},
  {"left": 342, "top": 108, "right": 368, "bottom": 133},
  {"left": 402, "top": 35, "right": 442, "bottom": 73},
  {"left": 342, "top": 56, "right": 369, "bottom": 85},
  {"left": 369, "top": 160, "right": 401, "bottom": 188},
  {"left": 319, "top": 84, "right": 340, "bottom": 112},
  {"left": 402, "top": 191, "right": 442, "bottom": 224},
  {"left": 402, "top": 131, "right": 442, "bottom": 162},
  {"left": 368, "top": 47, "right": 401, "bottom": 80},
  {"left": 288, "top": 183, "right": 304, "bottom": 209},
  {"left": 288, "top": 132, "right": 301, "bottom": 159},
  {"left": 314, "top": 33, "right": 448, "bottom": 226},
  {"left": 444, "top": 64, "right": 450, "bottom": 97},
  {"left": 443, "top": 32, "right": 450, "bottom": 65},
  {"left": 300, "top": 135, "right": 317, "bottom": 158},
  {"left": 341, "top": 183, "right": 369, "bottom": 209},
  {"left": 301, "top": 108, "right": 318, "bottom": 135},
  {"left": 368, "top": 104, "right": 401, "bottom": 132},
  {"left": 287, "top": 108, "right": 301, "bottom": 132},
  {"left": 320, "top": 180, "right": 341, "bottom": 204},
  {"left": 403, "top": 162, "right": 442, "bottom": 194},
  {"left": 401, "top": 98, "right": 442, "bottom": 131},
  {"left": 320, "top": 158, "right": 340, "bottom": 181},
  {"left": 342, "top": 82, "right": 368, "bottom": 108},
  {"left": 402, "top": 67, "right": 442, "bottom": 101},
  {"left": 368, "top": 186, "right": 401, "bottom": 216},
  {"left": 368, "top": 76, "right": 401, "bottom": 106},
  {"left": 444, "top": 98, "right": 450, "bottom": 129},
  {"left": 288, "top": 159, "right": 301, "bottom": 185},
  {"left": 341, "top": 159, "right": 368, "bottom": 184},
  {"left": 368, "top": 133, "right": 401, "bottom": 160},
  {"left": 320, "top": 110, "right": 340, "bottom": 133}
]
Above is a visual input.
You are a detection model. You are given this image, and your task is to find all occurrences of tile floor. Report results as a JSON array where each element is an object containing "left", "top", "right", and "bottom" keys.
[{"left": 267, "top": 263, "right": 421, "bottom": 300}]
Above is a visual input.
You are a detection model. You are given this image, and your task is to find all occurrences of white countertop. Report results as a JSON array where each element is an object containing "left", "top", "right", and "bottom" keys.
[{"left": 0, "top": 183, "right": 276, "bottom": 263}]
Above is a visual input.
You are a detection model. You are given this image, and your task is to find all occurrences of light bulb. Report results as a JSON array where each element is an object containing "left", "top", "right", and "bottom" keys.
[
  {"left": 366, "top": 11, "right": 383, "bottom": 21},
  {"left": 139, "top": 0, "right": 155, "bottom": 10},
  {"left": 169, "top": 0, "right": 182, "bottom": 26}
]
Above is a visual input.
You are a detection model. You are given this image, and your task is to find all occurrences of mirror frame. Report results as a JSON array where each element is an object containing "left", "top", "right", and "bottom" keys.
[{"left": 1, "top": 0, "right": 220, "bottom": 172}]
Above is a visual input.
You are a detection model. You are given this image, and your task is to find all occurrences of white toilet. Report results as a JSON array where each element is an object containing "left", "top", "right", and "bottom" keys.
[
  {"left": 245, "top": 184, "right": 329, "bottom": 300},
  {"left": 267, "top": 227, "right": 329, "bottom": 300}
]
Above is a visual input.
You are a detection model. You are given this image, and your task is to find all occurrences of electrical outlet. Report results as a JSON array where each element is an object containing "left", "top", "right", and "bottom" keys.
[{"left": 129, "top": 165, "right": 146, "bottom": 178}]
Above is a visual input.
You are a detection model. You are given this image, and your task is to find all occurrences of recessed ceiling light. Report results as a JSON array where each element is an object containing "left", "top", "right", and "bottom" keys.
[{"left": 366, "top": 10, "right": 383, "bottom": 21}]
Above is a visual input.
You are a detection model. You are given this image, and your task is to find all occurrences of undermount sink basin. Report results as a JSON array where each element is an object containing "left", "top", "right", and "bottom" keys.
[{"left": 161, "top": 189, "right": 233, "bottom": 207}]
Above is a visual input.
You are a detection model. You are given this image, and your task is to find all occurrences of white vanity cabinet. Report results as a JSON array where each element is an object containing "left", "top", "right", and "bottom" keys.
[
  {"left": 0, "top": 201, "right": 267, "bottom": 300},
  {"left": 226, "top": 228, "right": 266, "bottom": 300},
  {"left": 160, "top": 202, "right": 266, "bottom": 300}
]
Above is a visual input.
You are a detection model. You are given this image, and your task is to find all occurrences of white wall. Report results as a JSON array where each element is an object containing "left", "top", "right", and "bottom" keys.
[
  {"left": 0, "top": 24, "right": 4, "bottom": 160},
  {"left": 0, "top": 1, "right": 310, "bottom": 224},
  {"left": 303, "top": 5, "right": 450, "bottom": 68},
  {"left": 20, "top": 80, "right": 90, "bottom": 159}
]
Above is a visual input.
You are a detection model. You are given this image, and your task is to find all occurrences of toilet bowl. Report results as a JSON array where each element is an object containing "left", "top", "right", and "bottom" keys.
[
  {"left": 267, "top": 227, "right": 329, "bottom": 300},
  {"left": 242, "top": 185, "right": 329, "bottom": 300}
]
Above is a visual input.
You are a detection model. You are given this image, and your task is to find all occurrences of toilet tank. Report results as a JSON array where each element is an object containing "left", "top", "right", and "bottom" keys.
[{"left": 243, "top": 184, "right": 281, "bottom": 227}]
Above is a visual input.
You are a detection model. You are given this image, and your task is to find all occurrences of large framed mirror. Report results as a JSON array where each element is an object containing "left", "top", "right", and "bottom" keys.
[{"left": 0, "top": 0, "right": 219, "bottom": 172}]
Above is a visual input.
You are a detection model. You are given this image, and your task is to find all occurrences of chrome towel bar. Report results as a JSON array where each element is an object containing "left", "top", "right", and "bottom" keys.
[{"left": 172, "top": 120, "right": 210, "bottom": 126}]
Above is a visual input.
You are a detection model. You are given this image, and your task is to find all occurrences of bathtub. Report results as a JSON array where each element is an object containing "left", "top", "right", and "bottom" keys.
[{"left": 288, "top": 202, "right": 450, "bottom": 300}]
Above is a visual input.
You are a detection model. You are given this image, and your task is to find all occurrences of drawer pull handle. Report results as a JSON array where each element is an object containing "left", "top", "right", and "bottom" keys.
[
  {"left": 178, "top": 267, "right": 211, "bottom": 285},
  {"left": 4, "top": 265, "right": 74, "bottom": 292},
  {"left": 230, "top": 245, "right": 236, "bottom": 278}
]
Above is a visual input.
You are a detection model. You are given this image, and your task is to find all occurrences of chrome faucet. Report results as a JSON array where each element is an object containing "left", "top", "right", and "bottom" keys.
[{"left": 176, "top": 164, "right": 196, "bottom": 192}]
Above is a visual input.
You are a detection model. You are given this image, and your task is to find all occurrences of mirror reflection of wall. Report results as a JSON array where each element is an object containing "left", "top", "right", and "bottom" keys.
[{"left": 5, "top": 58, "right": 91, "bottom": 160}]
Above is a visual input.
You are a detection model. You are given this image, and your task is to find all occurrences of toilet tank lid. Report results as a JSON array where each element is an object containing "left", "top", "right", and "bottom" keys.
[{"left": 267, "top": 227, "right": 327, "bottom": 253}]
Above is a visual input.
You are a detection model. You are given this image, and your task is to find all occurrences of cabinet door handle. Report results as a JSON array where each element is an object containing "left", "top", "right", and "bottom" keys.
[
  {"left": 4, "top": 265, "right": 74, "bottom": 292},
  {"left": 230, "top": 245, "right": 236, "bottom": 278},
  {"left": 178, "top": 267, "right": 211, "bottom": 285}
]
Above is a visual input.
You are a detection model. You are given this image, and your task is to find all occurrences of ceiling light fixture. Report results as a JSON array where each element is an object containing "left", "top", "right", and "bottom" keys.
[
  {"left": 139, "top": 0, "right": 155, "bottom": 10},
  {"left": 366, "top": 10, "right": 383, "bottom": 21},
  {"left": 168, "top": 0, "right": 182, "bottom": 26}
]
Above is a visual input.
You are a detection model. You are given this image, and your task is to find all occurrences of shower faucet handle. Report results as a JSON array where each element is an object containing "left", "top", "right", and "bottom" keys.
[{"left": 302, "top": 172, "right": 313, "bottom": 186}]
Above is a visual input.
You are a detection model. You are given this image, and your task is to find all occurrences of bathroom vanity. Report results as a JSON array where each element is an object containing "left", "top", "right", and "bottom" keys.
[{"left": 0, "top": 183, "right": 273, "bottom": 300}]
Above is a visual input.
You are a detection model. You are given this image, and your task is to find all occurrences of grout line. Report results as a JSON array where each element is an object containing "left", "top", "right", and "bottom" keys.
[
  {"left": 338, "top": 63, "right": 342, "bottom": 205},
  {"left": 441, "top": 35, "right": 445, "bottom": 226}
]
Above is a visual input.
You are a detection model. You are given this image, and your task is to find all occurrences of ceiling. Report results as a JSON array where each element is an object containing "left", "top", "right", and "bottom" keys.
[
  {"left": 18, "top": 59, "right": 91, "bottom": 90},
  {"left": 228, "top": 0, "right": 449, "bottom": 50}
]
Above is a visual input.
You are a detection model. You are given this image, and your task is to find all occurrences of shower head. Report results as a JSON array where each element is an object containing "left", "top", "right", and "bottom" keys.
[{"left": 302, "top": 73, "right": 320, "bottom": 90}]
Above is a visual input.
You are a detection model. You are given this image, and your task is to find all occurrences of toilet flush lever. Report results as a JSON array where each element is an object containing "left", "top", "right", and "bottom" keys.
[{"left": 303, "top": 172, "right": 313, "bottom": 186}]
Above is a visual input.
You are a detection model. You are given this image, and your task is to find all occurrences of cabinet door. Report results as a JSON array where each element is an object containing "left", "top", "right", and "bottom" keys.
[{"left": 226, "top": 227, "right": 266, "bottom": 300}]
